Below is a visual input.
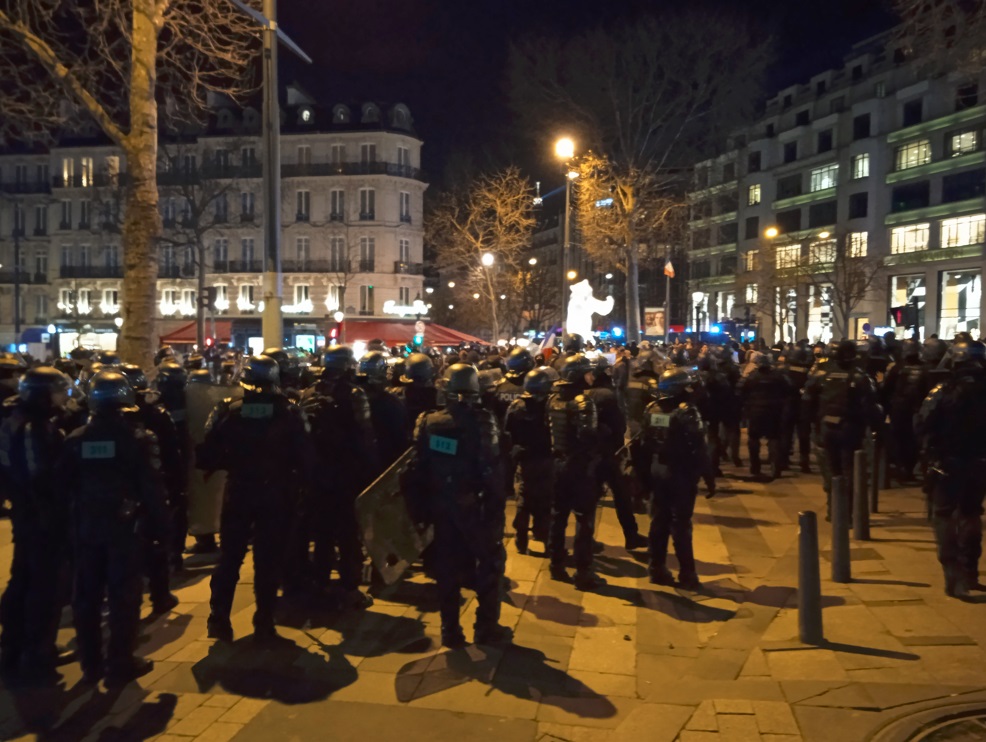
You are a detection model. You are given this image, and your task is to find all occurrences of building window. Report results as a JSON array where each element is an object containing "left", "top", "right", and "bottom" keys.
[
  {"left": 891, "top": 181, "right": 930, "bottom": 212},
  {"left": 36, "top": 294, "right": 48, "bottom": 321},
  {"left": 795, "top": 110, "right": 810, "bottom": 126},
  {"left": 293, "top": 284, "right": 310, "bottom": 307},
  {"left": 329, "top": 236, "right": 345, "bottom": 271},
  {"left": 360, "top": 143, "right": 376, "bottom": 164},
  {"left": 60, "top": 200, "right": 72, "bottom": 229},
  {"left": 747, "top": 184, "right": 761, "bottom": 206},
  {"left": 895, "top": 139, "right": 931, "bottom": 170},
  {"left": 830, "top": 96, "right": 845, "bottom": 114},
  {"left": 949, "top": 129, "right": 979, "bottom": 157},
  {"left": 296, "top": 236, "right": 310, "bottom": 268},
  {"left": 849, "top": 231, "right": 868, "bottom": 257},
  {"left": 745, "top": 282, "right": 758, "bottom": 304},
  {"left": 359, "top": 188, "right": 375, "bottom": 220},
  {"left": 902, "top": 99, "right": 923, "bottom": 127},
  {"left": 939, "top": 269, "right": 981, "bottom": 339},
  {"left": 78, "top": 245, "right": 90, "bottom": 268},
  {"left": 325, "top": 284, "right": 343, "bottom": 311},
  {"left": 942, "top": 169, "right": 986, "bottom": 202},
  {"left": 808, "top": 239, "right": 836, "bottom": 264},
  {"left": 105, "top": 244, "right": 119, "bottom": 268},
  {"left": 61, "top": 158, "right": 74, "bottom": 187},
  {"left": 213, "top": 238, "right": 228, "bottom": 270},
  {"left": 215, "top": 193, "right": 228, "bottom": 222},
  {"left": 297, "top": 145, "right": 311, "bottom": 165},
  {"left": 238, "top": 284, "right": 255, "bottom": 310},
  {"left": 330, "top": 189, "right": 345, "bottom": 220},
  {"left": 359, "top": 285, "right": 375, "bottom": 314},
  {"left": 241, "top": 237, "right": 255, "bottom": 264},
  {"left": 941, "top": 214, "right": 986, "bottom": 248},
  {"left": 77, "top": 289, "right": 92, "bottom": 314},
  {"left": 241, "top": 147, "right": 256, "bottom": 166},
  {"left": 809, "top": 164, "right": 838, "bottom": 192},
  {"left": 849, "top": 192, "right": 869, "bottom": 219},
  {"left": 808, "top": 200, "right": 837, "bottom": 228},
  {"left": 851, "top": 153, "right": 870, "bottom": 180},
  {"left": 397, "top": 146, "right": 410, "bottom": 167},
  {"left": 956, "top": 83, "right": 979, "bottom": 111},
  {"left": 13, "top": 204, "right": 25, "bottom": 234},
  {"left": 777, "top": 174, "right": 802, "bottom": 199},
  {"left": 213, "top": 285, "right": 228, "bottom": 313},
  {"left": 330, "top": 144, "right": 345, "bottom": 165},
  {"left": 722, "top": 162, "right": 736, "bottom": 182},
  {"left": 296, "top": 190, "right": 310, "bottom": 221},
  {"left": 80, "top": 157, "right": 94, "bottom": 188},
  {"left": 241, "top": 191, "right": 255, "bottom": 219},
  {"left": 783, "top": 141, "right": 797, "bottom": 163},
  {"left": 817, "top": 130, "right": 833, "bottom": 153},
  {"left": 748, "top": 151, "right": 761, "bottom": 173},
  {"left": 399, "top": 191, "right": 411, "bottom": 223},
  {"left": 399, "top": 238, "right": 411, "bottom": 263},
  {"left": 399, "top": 286, "right": 411, "bottom": 305},
  {"left": 852, "top": 114, "right": 871, "bottom": 140},
  {"left": 891, "top": 223, "right": 930, "bottom": 254},
  {"left": 34, "top": 205, "right": 47, "bottom": 235},
  {"left": 852, "top": 64, "right": 864, "bottom": 80},
  {"left": 743, "top": 250, "right": 758, "bottom": 272},
  {"left": 102, "top": 289, "right": 120, "bottom": 314},
  {"left": 35, "top": 250, "right": 47, "bottom": 278},
  {"left": 776, "top": 208, "right": 802, "bottom": 233},
  {"left": 359, "top": 236, "right": 375, "bottom": 271},
  {"left": 744, "top": 216, "right": 759, "bottom": 240},
  {"left": 775, "top": 244, "right": 801, "bottom": 269},
  {"left": 214, "top": 149, "right": 230, "bottom": 172}
]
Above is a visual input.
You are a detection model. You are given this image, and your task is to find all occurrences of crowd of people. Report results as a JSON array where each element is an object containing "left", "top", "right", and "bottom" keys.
[{"left": 0, "top": 327, "right": 982, "bottom": 688}]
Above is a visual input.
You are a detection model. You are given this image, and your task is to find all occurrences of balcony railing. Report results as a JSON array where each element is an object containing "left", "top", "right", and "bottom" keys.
[
  {"left": 282, "top": 259, "right": 348, "bottom": 273},
  {"left": 329, "top": 212, "right": 344, "bottom": 222},
  {"left": 227, "top": 260, "right": 262, "bottom": 273},
  {"left": 158, "top": 264, "right": 197, "bottom": 279},
  {"left": 400, "top": 214, "right": 412, "bottom": 224},
  {"left": 359, "top": 212, "right": 375, "bottom": 221},
  {"left": 280, "top": 161, "right": 425, "bottom": 181},
  {"left": 296, "top": 212, "right": 310, "bottom": 222},
  {"left": 51, "top": 173, "right": 118, "bottom": 189},
  {"left": 394, "top": 261, "right": 423, "bottom": 275},
  {"left": 358, "top": 309, "right": 374, "bottom": 316},
  {"left": 355, "top": 259, "right": 375, "bottom": 272},
  {"left": 240, "top": 213, "right": 255, "bottom": 223},
  {"left": 78, "top": 220, "right": 91, "bottom": 231},
  {"left": 58, "top": 221, "right": 72, "bottom": 231},
  {"left": 0, "top": 180, "right": 52, "bottom": 195},
  {"left": 0, "top": 269, "right": 46, "bottom": 284},
  {"left": 59, "top": 265, "right": 123, "bottom": 279},
  {"left": 33, "top": 227, "right": 47, "bottom": 236}
]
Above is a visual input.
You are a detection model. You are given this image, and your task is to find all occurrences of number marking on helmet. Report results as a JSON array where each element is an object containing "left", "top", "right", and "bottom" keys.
[
  {"left": 82, "top": 441, "right": 116, "bottom": 459},
  {"left": 650, "top": 413, "right": 671, "bottom": 428},
  {"left": 429, "top": 435, "right": 458, "bottom": 455},
  {"left": 242, "top": 403, "right": 274, "bottom": 419}
]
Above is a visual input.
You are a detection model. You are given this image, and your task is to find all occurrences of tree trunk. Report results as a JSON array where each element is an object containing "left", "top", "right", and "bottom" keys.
[
  {"left": 196, "top": 242, "right": 206, "bottom": 349},
  {"left": 626, "top": 245, "right": 641, "bottom": 343},
  {"left": 119, "top": 0, "right": 161, "bottom": 370}
]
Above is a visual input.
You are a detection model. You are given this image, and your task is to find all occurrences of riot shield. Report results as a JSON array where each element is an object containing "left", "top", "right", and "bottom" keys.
[
  {"left": 186, "top": 381, "right": 242, "bottom": 536},
  {"left": 355, "top": 447, "right": 433, "bottom": 585}
]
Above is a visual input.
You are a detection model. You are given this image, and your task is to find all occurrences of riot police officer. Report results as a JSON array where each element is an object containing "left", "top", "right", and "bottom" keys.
[
  {"left": 642, "top": 368, "right": 715, "bottom": 588},
  {"left": 57, "top": 370, "right": 168, "bottom": 685},
  {"left": 357, "top": 350, "right": 410, "bottom": 472},
  {"left": 584, "top": 354, "right": 647, "bottom": 551},
  {"left": 503, "top": 366, "right": 556, "bottom": 553},
  {"left": 392, "top": 352, "right": 440, "bottom": 436},
  {"left": 547, "top": 354, "right": 601, "bottom": 590},
  {"left": 779, "top": 342, "right": 814, "bottom": 473},
  {"left": 198, "top": 355, "right": 313, "bottom": 643},
  {"left": 155, "top": 361, "right": 193, "bottom": 556},
  {"left": 408, "top": 363, "right": 510, "bottom": 648},
  {"left": 882, "top": 338, "right": 930, "bottom": 482},
  {"left": 917, "top": 340, "right": 986, "bottom": 598},
  {"left": 493, "top": 348, "right": 534, "bottom": 423},
  {"left": 0, "top": 367, "right": 72, "bottom": 683},
  {"left": 802, "top": 339, "right": 882, "bottom": 518},
  {"left": 551, "top": 333, "right": 586, "bottom": 372},
  {"left": 298, "top": 346, "right": 378, "bottom": 607},
  {"left": 739, "top": 354, "right": 791, "bottom": 480}
]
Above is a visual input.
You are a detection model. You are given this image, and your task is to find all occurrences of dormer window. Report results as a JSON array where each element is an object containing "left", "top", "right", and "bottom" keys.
[
  {"left": 361, "top": 103, "right": 381, "bottom": 123},
  {"left": 332, "top": 104, "right": 351, "bottom": 124},
  {"left": 300, "top": 107, "right": 312, "bottom": 124}
]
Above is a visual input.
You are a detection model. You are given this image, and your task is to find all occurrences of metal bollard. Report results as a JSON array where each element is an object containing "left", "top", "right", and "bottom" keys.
[
  {"left": 831, "top": 475, "right": 851, "bottom": 583},
  {"left": 798, "top": 510, "right": 824, "bottom": 644},
  {"left": 854, "top": 450, "right": 871, "bottom": 540}
]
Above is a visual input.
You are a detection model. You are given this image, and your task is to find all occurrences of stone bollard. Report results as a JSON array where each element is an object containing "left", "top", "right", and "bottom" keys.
[
  {"left": 831, "top": 475, "right": 851, "bottom": 583},
  {"left": 854, "top": 450, "right": 871, "bottom": 541},
  {"left": 798, "top": 510, "right": 824, "bottom": 644}
]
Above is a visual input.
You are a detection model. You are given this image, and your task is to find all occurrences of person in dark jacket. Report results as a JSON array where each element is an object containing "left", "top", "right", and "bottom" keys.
[{"left": 739, "top": 354, "right": 791, "bottom": 480}]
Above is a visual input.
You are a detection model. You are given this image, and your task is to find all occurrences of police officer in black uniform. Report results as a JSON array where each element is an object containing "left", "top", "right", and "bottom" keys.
[
  {"left": 57, "top": 369, "right": 169, "bottom": 685},
  {"left": 642, "top": 368, "right": 715, "bottom": 589},
  {"left": 392, "top": 352, "right": 440, "bottom": 436},
  {"left": 0, "top": 353, "right": 28, "bottom": 403},
  {"left": 739, "top": 354, "right": 791, "bottom": 480},
  {"left": 198, "top": 355, "right": 313, "bottom": 643},
  {"left": 299, "top": 346, "right": 378, "bottom": 607},
  {"left": 917, "top": 340, "right": 986, "bottom": 598},
  {"left": 408, "top": 363, "right": 510, "bottom": 648},
  {"left": 547, "top": 354, "right": 601, "bottom": 590},
  {"left": 154, "top": 360, "right": 193, "bottom": 557},
  {"left": 503, "top": 366, "right": 556, "bottom": 553},
  {"left": 881, "top": 338, "right": 931, "bottom": 483},
  {"left": 493, "top": 348, "right": 534, "bottom": 423},
  {"left": 357, "top": 350, "right": 410, "bottom": 472},
  {"left": 779, "top": 342, "right": 814, "bottom": 473},
  {"left": 0, "top": 367, "right": 72, "bottom": 683}
]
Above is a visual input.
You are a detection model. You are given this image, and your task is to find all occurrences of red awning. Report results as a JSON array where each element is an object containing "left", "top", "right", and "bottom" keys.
[
  {"left": 344, "top": 321, "right": 484, "bottom": 347},
  {"left": 160, "top": 321, "right": 233, "bottom": 345}
]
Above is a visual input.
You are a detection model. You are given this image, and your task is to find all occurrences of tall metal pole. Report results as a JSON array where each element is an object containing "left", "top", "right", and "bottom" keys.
[
  {"left": 664, "top": 270, "right": 670, "bottom": 345},
  {"left": 13, "top": 200, "right": 21, "bottom": 341},
  {"left": 561, "top": 173, "right": 571, "bottom": 335},
  {"left": 260, "top": 0, "right": 283, "bottom": 348}
]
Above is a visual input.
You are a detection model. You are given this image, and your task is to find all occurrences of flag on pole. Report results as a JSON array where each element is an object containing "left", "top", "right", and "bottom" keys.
[{"left": 664, "top": 259, "right": 675, "bottom": 278}]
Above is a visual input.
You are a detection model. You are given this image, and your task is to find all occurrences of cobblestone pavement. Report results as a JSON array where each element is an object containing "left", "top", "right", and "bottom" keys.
[{"left": 1, "top": 457, "right": 986, "bottom": 741}]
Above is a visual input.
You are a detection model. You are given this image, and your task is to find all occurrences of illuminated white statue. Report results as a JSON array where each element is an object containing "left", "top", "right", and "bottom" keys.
[{"left": 566, "top": 279, "right": 614, "bottom": 341}]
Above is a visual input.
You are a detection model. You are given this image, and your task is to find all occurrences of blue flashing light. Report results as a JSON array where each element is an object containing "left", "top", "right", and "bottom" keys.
[
  {"left": 612, "top": 326, "right": 624, "bottom": 338},
  {"left": 710, "top": 325, "right": 722, "bottom": 334}
]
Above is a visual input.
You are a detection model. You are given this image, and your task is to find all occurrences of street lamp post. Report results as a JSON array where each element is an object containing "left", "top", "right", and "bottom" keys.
[
  {"left": 555, "top": 137, "right": 577, "bottom": 335},
  {"left": 692, "top": 290, "right": 705, "bottom": 333}
]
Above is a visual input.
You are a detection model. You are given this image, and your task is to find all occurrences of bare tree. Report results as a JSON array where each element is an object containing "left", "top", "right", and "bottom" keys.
[
  {"left": 509, "top": 10, "right": 771, "bottom": 342},
  {"left": 893, "top": 0, "right": 986, "bottom": 75},
  {"left": 0, "top": 1, "right": 260, "bottom": 367},
  {"left": 426, "top": 167, "right": 536, "bottom": 341}
]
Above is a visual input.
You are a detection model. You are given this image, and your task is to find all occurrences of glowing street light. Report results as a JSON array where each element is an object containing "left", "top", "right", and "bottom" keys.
[
  {"left": 555, "top": 136, "right": 578, "bottom": 331},
  {"left": 605, "top": 273, "right": 613, "bottom": 280},
  {"left": 528, "top": 257, "right": 538, "bottom": 266},
  {"left": 473, "top": 292, "right": 480, "bottom": 299},
  {"left": 425, "top": 286, "right": 434, "bottom": 294},
  {"left": 764, "top": 226, "right": 779, "bottom": 239},
  {"left": 448, "top": 304, "right": 454, "bottom": 310},
  {"left": 448, "top": 281, "right": 455, "bottom": 288},
  {"left": 567, "top": 270, "right": 578, "bottom": 280},
  {"left": 554, "top": 137, "right": 575, "bottom": 160},
  {"left": 481, "top": 252, "right": 495, "bottom": 267},
  {"left": 818, "top": 231, "right": 831, "bottom": 239}
]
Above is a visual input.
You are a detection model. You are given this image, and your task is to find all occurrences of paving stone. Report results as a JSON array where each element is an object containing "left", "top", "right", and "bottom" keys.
[
  {"left": 167, "top": 705, "right": 227, "bottom": 737},
  {"left": 678, "top": 731, "right": 721, "bottom": 742},
  {"left": 714, "top": 698, "right": 754, "bottom": 714},
  {"left": 201, "top": 695, "right": 240, "bottom": 708},
  {"left": 684, "top": 700, "right": 718, "bottom": 731},
  {"left": 765, "top": 650, "right": 849, "bottom": 681},
  {"left": 717, "top": 712, "right": 762, "bottom": 741},
  {"left": 607, "top": 702, "right": 692, "bottom": 742},
  {"left": 569, "top": 626, "right": 636, "bottom": 675},
  {"left": 753, "top": 700, "right": 801, "bottom": 735},
  {"left": 193, "top": 722, "right": 243, "bottom": 742},
  {"left": 216, "top": 698, "right": 269, "bottom": 725}
]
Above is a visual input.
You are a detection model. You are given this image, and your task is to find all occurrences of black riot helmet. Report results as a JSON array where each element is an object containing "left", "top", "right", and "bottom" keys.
[
  {"left": 563, "top": 333, "right": 586, "bottom": 353},
  {"left": 901, "top": 338, "right": 922, "bottom": 362},
  {"left": 954, "top": 331, "right": 975, "bottom": 345},
  {"left": 922, "top": 337, "right": 947, "bottom": 365},
  {"left": 357, "top": 351, "right": 389, "bottom": 386},
  {"left": 558, "top": 353, "right": 592, "bottom": 384},
  {"left": 184, "top": 353, "right": 205, "bottom": 371},
  {"left": 787, "top": 345, "right": 814, "bottom": 367},
  {"left": 17, "top": 366, "right": 71, "bottom": 409},
  {"left": 588, "top": 352, "right": 610, "bottom": 378},
  {"left": 523, "top": 366, "right": 558, "bottom": 398},
  {"left": 657, "top": 368, "right": 692, "bottom": 403},
  {"left": 0, "top": 353, "right": 28, "bottom": 379},
  {"left": 400, "top": 352, "right": 435, "bottom": 386},
  {"left": 155, "top": 361, "right": 187, "bottom": 391},
  {"left": 94, "top": 350, "right": 121, "bottom": 366},
  {"left": 187, "top": 368, "right": 213, "bottom": 384},
  {"left": 834, "top": 339, "right": 857, "bottom": 366},
  {"left": 240, "top": 355, "right": 280, "bottom": 392},
  {"left": 88, "top": 369, "right": 136, "bottom": 413},
  {"left": 504, "top": 347, "right": 535, "bottom": 378},
  {"left": 950, "top": 340, "right": 986, "bottom": 368},
  {"left": 445, "top": 363, "right": 480, "bottom": 397},
  {"left": 119, "top": 363, "right": 149, "bottom": 392},
  {"left": 154, "top": 345, "right": 176, "bottom": 367},
  {"left": 320, "top": 345, "right": 356, "bottom": 380}
]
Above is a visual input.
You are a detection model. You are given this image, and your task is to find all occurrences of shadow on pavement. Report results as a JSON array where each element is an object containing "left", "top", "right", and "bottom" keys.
[
  {"left": 593, "top": 553, "right": 648, "bottom": 579},
  {"left": 509, "top": 592, "right": 600, "bottom": 627},
  {"left": 850, "top": 577, "right": 931, "bottom": 588},
  {"left": 1, "top": 684, "right": 176, "bottom": 742},
  {"left": 694, "top": 512, "right": 774, "bottom": 528},
  {"left": 807, "top": 640, "right": 921, "bottom": 661},
  {"left": 395, "top": 643, "right": 618, "bottom": 719},
  {"left": 192, "top": 636, "right": 357, "bottom": 703}
]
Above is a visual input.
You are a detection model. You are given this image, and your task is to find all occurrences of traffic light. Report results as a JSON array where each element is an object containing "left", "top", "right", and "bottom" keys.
[
  {"left": 890, "top": 305, "right": 918, "bottom": 328},
  {"left": 204, "top": 286, "right": 217, "bottom": 311},
  {"left": 413, "top": 333, "right": 424, "bottom": 347}
]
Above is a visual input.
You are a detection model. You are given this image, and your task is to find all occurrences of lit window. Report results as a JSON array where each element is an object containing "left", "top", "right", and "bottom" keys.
[
  {"left": 851, "top": 154, "right": 870, "bottom": 180},
  {"left": 743, "top": 249, "right": 758, "bottom": 272},
  {"left": 748, "top": 184, "right": 761, "bottom": 206},
  {"left": 808, "top": 239, "right": 836, "bottom": 264},
  {"left": 941, "top": 214, "right": 985, "bottom": 248},
  {"left": 950, "top": 130, "right": 979, "bottom": 157},
  {"left": 745, "top": 282, "right": 758, "bottom": 303},
  {"left": 775, "top": 244, "right": 801, "bottom": 269},
  {"left": 849, "top": 231, "right": 868, "bottom": 257},
  {"left": 809, "top": 164, "right": 838, "bottom": 192},
  {"left": 890, "top": 223, "right": 930, "bottom": 254},
  {"left": 895, "top": 139, "right": 931, "bottom": 170}
]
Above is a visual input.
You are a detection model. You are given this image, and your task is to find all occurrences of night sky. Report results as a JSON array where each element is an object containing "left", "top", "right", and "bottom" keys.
[{"left": 279, "top": 0, "right": 896, "bottom": 188}]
